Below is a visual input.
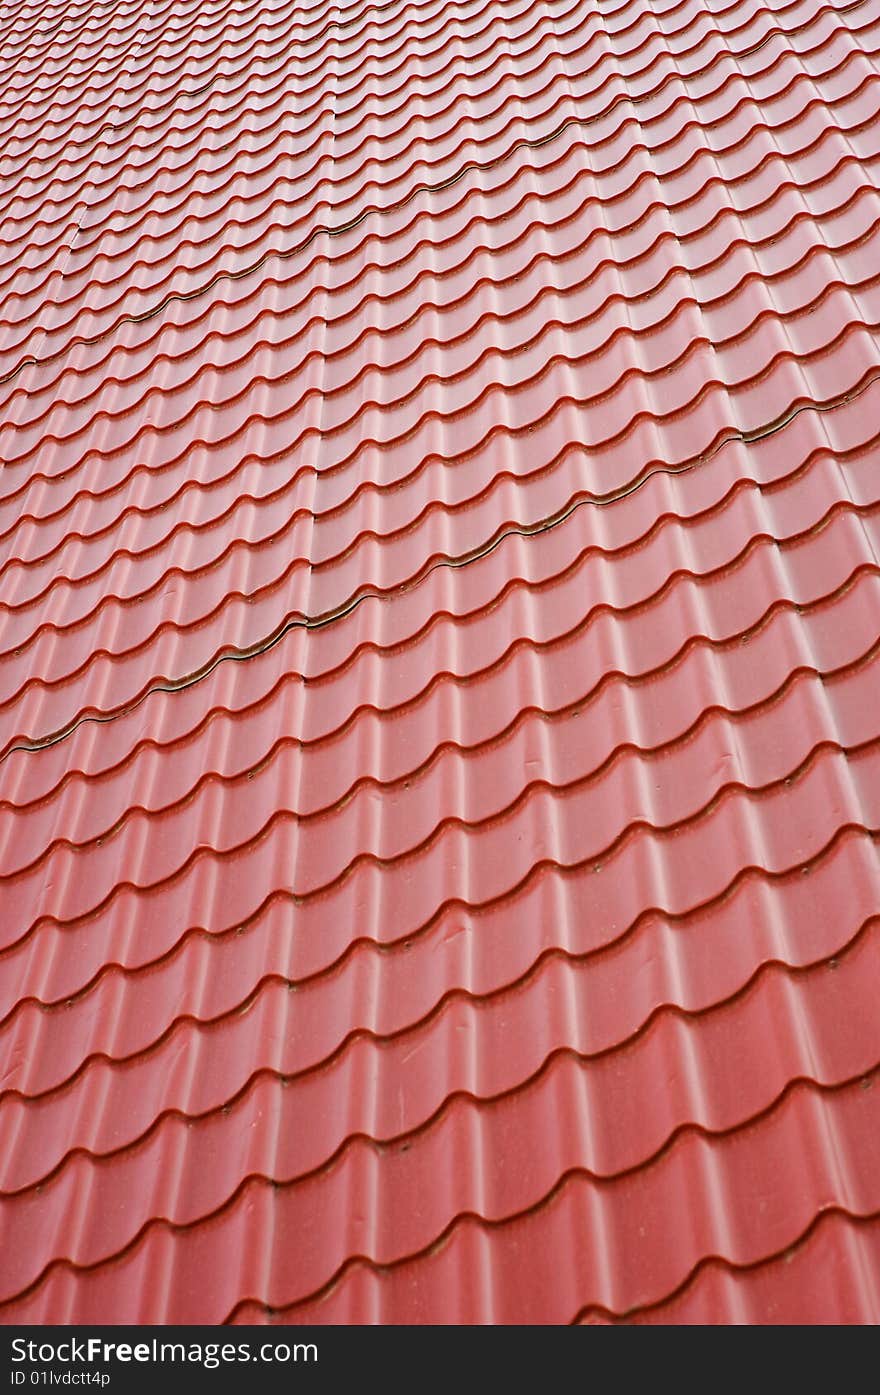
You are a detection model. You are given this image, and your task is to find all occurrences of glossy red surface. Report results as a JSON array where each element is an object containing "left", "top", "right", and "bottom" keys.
[{"left": 2, "top": 0, "right": 880, "bottom": 1324}]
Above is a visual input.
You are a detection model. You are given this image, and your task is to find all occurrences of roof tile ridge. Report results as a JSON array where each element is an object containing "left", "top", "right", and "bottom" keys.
[{"left": 1, "top": 0, "right": 159, "bottom": 421}]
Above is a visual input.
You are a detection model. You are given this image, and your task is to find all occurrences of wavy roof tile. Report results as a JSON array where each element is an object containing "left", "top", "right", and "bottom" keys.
[{"left": 2, "top": 0, "right": 880, "bottom": 1323}]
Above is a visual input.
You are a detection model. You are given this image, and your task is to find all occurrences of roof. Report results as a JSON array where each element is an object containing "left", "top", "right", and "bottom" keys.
[{"left": 2, "top": 0, "right": 880, "bottom": 1324}]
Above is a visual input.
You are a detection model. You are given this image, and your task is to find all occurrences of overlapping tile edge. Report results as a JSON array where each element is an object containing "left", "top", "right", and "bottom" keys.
[{"left": 2, "top": 0, "right": 880, "bottom": 1323}]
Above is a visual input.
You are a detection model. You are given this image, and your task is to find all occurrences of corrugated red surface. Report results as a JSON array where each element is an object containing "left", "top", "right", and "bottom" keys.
[{"left": 2, "top": 0, "right": 880, "bottom": 1324}]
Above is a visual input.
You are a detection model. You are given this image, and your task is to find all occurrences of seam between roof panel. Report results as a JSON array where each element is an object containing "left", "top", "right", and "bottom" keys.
[
  {"left": 0, "top": 0, "right": 848, "bottom": 249},
  {"left": 1, "top": 0, "right": 158, "bottom": 408},
  {"left": 0, "top": 0, "right": 869, "bottom": 388},
  {"left": 4, "top": 365, "right": 880, "bottom": 762}
]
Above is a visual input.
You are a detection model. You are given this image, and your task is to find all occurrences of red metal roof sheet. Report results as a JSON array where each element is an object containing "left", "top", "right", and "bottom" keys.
[{"left": 2, "top": 0, "right": 880, "bottom": 1324}]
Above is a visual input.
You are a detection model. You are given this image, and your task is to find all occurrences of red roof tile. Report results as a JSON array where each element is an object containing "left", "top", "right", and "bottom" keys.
[{"left": 2, "top": 0, "right": 880, "bottom": 1323}]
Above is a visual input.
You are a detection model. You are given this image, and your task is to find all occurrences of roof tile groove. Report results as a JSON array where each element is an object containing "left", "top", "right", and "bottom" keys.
[{"left": 2, "top": 0, "right": 880, "bottom": 1323}]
